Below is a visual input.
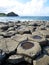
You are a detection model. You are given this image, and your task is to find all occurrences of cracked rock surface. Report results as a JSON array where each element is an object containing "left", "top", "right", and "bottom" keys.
[{"left": 0, "top": 21, "right": 49, "bottom": 65}]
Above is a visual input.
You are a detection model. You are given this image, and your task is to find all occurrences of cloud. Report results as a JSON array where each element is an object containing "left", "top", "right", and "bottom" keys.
[
  {"left": 0, "top": 0, "right": 49, "bottom": 16},
  {"left": 22, "top": 0, "right": 48, "bottom": 16},
  {"left": 0, "top": 0, "right": 24, "bottom": 14}
]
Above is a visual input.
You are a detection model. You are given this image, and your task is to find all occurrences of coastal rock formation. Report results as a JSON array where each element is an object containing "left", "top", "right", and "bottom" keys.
[{"left": 0, "top": 21, "right": 49, "bottom": 65}]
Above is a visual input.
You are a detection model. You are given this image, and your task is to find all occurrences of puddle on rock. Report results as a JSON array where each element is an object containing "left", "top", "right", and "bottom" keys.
[
  {"left": 33, "top": 35, "right": 42, "bottom": 39},
  {"left": 21, "top": 42, "right": 34, "bottom": 50}
]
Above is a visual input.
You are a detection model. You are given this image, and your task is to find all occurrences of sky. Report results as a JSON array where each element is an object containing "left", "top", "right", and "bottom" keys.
[{"left": 0, "top": 0, "right": 49, "bottom": 16}]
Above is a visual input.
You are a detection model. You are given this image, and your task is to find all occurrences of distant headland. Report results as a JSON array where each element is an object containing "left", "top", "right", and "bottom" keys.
[{"left": 0, "top": 12, "right": 19, "bottom": 16}]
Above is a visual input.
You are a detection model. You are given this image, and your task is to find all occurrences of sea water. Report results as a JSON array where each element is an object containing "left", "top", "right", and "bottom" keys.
[{"left": 0, "top": 16, "right": 49, "bottom": 22}]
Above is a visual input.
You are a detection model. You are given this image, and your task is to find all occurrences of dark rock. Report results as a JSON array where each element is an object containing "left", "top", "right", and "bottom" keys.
[
  {"left": 33, "top": 23, "right": 39, "bottom": 27},
  {"left": 1, "top": 25, "right": 9, "bottom": 31},
  {"left": 0, "top": 48, "right": 17, "bottom": 65},
  {"left": 7, "top": 12, "right": 19, "bottom": 16}
]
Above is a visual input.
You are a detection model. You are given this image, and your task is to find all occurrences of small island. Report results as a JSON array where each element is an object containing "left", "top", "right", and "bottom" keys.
[
  {"left": 7, "top": 12, "right": 19, "bottom": 16},
  {"left": 0, "top": 13, "right": 6, "bottom": 16},
  {"left": 0, "top": 12, "right": 19, "bottom": 17}
]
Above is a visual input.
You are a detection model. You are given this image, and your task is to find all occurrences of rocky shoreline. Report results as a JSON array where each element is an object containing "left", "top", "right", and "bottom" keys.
[{"left": 0, "top": 21, "right": 49, "bottom": 65}]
